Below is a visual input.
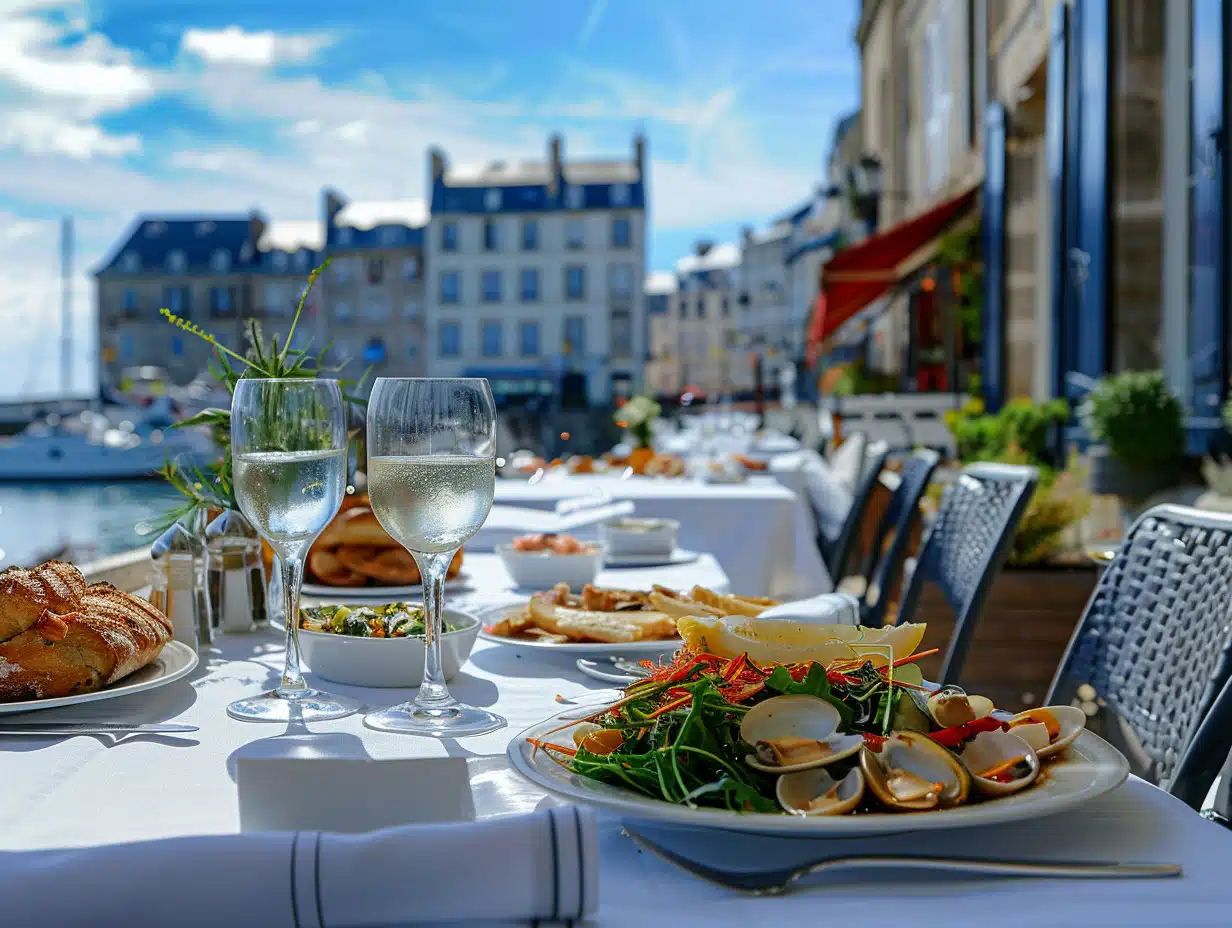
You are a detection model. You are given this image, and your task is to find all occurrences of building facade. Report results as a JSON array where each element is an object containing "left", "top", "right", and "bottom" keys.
[
  {"left": 643, "top": 272, "right": 679, "bottom": 397},
  {"left": 423, "top": 134, "right": 648, "bottom": 406}
]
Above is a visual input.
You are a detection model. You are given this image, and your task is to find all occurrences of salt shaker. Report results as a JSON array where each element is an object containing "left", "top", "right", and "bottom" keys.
[
  {"left": 205, "top": 509, "right": 266, "bottom": 634},
  {"left": 149, "top": 521, "right": 210, "bottom": 650}
]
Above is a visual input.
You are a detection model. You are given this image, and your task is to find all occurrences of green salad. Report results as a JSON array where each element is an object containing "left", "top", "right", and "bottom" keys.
[{"left": 299, "top": 603, "right": 460, "bottom": 638}]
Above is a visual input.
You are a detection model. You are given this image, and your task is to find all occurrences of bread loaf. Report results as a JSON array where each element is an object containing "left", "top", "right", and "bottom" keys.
[{"left": 0, "top": 562, "right": 172, "bottom": 703}]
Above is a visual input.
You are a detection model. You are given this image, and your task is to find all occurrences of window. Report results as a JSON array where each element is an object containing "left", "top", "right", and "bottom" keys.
[
  {"left": 402, "top": 257, "right": 420, "bottom": 281},
  {"left": 564, "top": 316, "right": 586, "bottom": 355},
  {"left": 565, "top": 218, "right": 585, "bottom": 249},
  {"left": 482, "top": 321, "right": 503, "bottom": 358},
  {"left": 565, "top": 265, "right": 586, "bottom": 301},
  {"left": 209, "top": 286, "right": 235, "bottom": 317},
  {"left": 611, "top": 310, "right": 633, "bottom": 357},
  {"left": 439, "top": 322, "right": 461, "bottom": 357},
  {"left": 440, "top": 271, "right": 460, "bottom": 304},
  {"left": 696, "top": 297, "right": 706, "bottom": 318},
  {"left": 608, "top": 262, "right": 634, "bottom": 298},
  {"left": 483, "top": 220, "right": 500, "bottom": 251},
  {"left": 295, "top": 250, "right": 310, "bottom": 271},
  {"left": 163, "top": 286, "right": 189, "bottom": 315},
  {"left": 166, "top": 249, "right": 186, "bottom": 273},
  {"left": 332, "top": 257, "right": 353, "bottom": 282},
  {"left": 519, "top": 321, "right": 539, "bottom": 357},
  {"left": 484, "top": 188, "right": 502, "bottom": 211},
  {"left": 121, "top": 289, "right": 138, "bottom": 315},
  {"left": 922, "top": 1, "right": 953, "bottom": 194},
  {"left": 721, "top": 296, "right": 730, "bottom": 317},
  {"left": 362, "top": 294, "right": 392, "bottom": 321},
  {"left": 119, "top": 332, "right": 135, "bottom": 362},
  {"left": 332, "top": 339, "right": 353, "bottom": 366},
  {"left": 611, "top": 217, "right": 631, "bottom": 249},
  {"left": 379, "top": 227, "right": 401, "bottom": 246},
  {"left": 611, "top": 183, "right": 631, "bottom": 206},
  {"left": 171, "top": 335, "right": 184, "bottom": 357},
  {"left": 271, "top": 251, "right": 288, "bottom": 272},
  {"left": 564, "top": 185, "right": 584, "bottom": 209},
  {"left": 366, "top": 258, "right": 384, "bottom": 285},
  {"left": 402, "top": 298, "right": 421, "bottom": 320},
  {"left": 521, "top": 219, "right": 538, "bottom": 251},
  {"left": 520, "top": 268, "right": 540, "bottom": 302},
  {"left": 362, "top": 337, "right": 387, "bottom": 365},
  {"left": 263, "top": 282, "right": 286, "bottom": 315},
  {"left": 481, "top": 269, "right": 502, "bottom": 303},
  {"left": 120, "top": 252, "right": 140, "bottom": 272},
  {"left": 210, "top": 249, "right": 231, "bottom": 272},
  {"left": 441, "top": 221, "right": 458, "bottom": 252},
  {"left": 334, "top": 301, "right": 354, "bottom": 322},
  {"left": 678, "top": 297, "right": 687, "bottom": 319},
  {"left": 338, "top": 228, "right": 353, "bottom": 245},
  {"left": 407, "top": 342, "right": 418, "bottom": 359}
]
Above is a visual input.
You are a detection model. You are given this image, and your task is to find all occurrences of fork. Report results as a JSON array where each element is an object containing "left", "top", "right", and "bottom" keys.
[{"left": 621, "top": 826, "right": 1182, "bottom": 895}]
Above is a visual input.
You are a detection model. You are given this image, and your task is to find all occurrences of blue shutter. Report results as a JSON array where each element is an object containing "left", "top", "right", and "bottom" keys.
[
  {"left": 981, "top": 102, "right": 1007, "bottom": 411},
  {"left": 1069, "top": 0, "right": 1110, "bottom": 393},
  {"left": 1188, "top": 0, "right": 1227, "bottom": 449},
  {"left": 1045, "top": 2, "right": 1073, "bottom": 400}
]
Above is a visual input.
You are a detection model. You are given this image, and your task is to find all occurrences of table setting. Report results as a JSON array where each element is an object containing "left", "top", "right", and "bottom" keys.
[{"left": 2, "top": 375, "right": 1232, "bottom": 927}]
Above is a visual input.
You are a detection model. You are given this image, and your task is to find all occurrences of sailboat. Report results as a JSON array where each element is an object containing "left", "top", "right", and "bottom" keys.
[{"left": 0, "top": 218, "right": 216, "bottom": 480}]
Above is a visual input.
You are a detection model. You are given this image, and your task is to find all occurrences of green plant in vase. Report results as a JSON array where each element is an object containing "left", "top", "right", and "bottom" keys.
[
  {"left": 617, "top": 395, "right": 662, "bottom": 449},
  {"left": 1082, "top": 370, "right": 1183, "bottom": 506},
  {"left": 149, "top": 260, "right": 369, "bottom": 532}
]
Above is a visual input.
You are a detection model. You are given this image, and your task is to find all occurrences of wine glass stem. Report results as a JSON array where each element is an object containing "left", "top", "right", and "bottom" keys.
[
  {"left": 413, "top": 550, "right": 455, "bottom": 709},
  {"left": 277, "top": 550, "right": 308, "bottom": 697}
]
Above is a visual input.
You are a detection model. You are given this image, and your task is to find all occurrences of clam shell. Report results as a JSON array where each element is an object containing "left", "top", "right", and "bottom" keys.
[
  {"left": 1009, "top": 705, "right": 1086, "bottom": 758},
  {"left": 777, "top": 766, "right": 865, "bottom": 816},
  {"left": 959, "top": 729, "right": 1041, "bottom": 797},
  {"left": 739, "top": 695, "right": 862, "bottom": 773},
  {"left": 926, "top": 687, "right": 996, "bottom": 728},
  {"left": 860, "top": 730, "right": 971, "bottom": 811}
]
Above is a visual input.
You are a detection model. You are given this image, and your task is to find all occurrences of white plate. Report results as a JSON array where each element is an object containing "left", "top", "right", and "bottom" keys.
[
  {"left": 302, "top": 571, "right": 472, "bottom": 599},
  {"left": 576, "top": 658, "right": 644, "bottom": 685},
  {"left": 603, "top": 549, "right": 700, "bottom": 569},
  {"left": 0, "top": 640, "right": 199, "bottom": 716},
  {"left": 476, "top": 629, "right": 681, "bottom": 658},
  {"left": 509, "top": 707, "right": 1130, "bottom": 836}
]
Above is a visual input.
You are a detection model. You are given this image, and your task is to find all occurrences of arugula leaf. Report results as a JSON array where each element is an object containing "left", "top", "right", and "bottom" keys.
[{"left": 765, "top": 663, "right": 854, "bottom": 730}]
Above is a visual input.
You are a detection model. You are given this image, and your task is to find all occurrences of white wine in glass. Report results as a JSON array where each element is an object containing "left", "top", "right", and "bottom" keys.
[
  {"left": 364, "top": 378, "right": 505, "bottom": 737},
  {"left": 227, "top": 378, "right": 360, "bottom": 723}
]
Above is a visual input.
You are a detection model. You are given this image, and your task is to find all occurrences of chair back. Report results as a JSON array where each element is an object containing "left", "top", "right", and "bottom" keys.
[
  {"left": 812, "top": 440, "right": 890, "bottom": 583},
  {"left": 860, "top": 448, "right": 941, "bottom": 626},
  {"left": 895, "top": 462, "right": 1038, "bottom": 684},
  {"left": 1047, "top": 505, "right": 1232, "bottom": 809}
]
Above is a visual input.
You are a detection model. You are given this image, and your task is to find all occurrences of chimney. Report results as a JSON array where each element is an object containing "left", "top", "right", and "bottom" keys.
[
  {"left": 633, "top": 132, "right": 646, "bottom": 177},
  {"left": 429, "top": 146, "right": 447, "bottom": 181},
  {"left": 741, "top": 225, "right": 754, "bottom": 246},
  {"left": 549, "top": 133, "right": 563, "bottom": 196},
  {"left": 247, "top": 210, "right": 267, "bottom": 252},
  {"left": 694, "top": 239, "right": 714, "bottom": 258},
  {"left": 322, "top": 188, "right": 345, "bottom": 226}
]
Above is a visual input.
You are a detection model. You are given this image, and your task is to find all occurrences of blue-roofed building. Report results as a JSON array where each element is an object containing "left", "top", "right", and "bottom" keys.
[{"left": 424, "top": 133, "right": 648, "bottom": 406}]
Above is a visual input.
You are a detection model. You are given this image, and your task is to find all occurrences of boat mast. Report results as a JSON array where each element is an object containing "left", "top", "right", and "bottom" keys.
[{"left": 60, "top": 216, "right": 73, "bottom": 398}]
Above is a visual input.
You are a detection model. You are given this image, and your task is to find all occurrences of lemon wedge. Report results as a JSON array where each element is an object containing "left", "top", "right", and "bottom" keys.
[{"left": 677, "top": 614, "right": 927, "bottom": 666}]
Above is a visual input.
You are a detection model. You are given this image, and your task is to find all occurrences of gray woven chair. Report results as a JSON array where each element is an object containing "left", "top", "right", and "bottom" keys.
[
  {"left": 893, "top": 462, "right": 1038, "bottom": 684},
  {"left": 810, "top": 439, "right": 890, "bottom": 585},
  {"left": 1048, "top": 505, "right": 1232, "bottom": 811},
  {"left": 859, "top": 448, "right": 941, "bottom": 626}
]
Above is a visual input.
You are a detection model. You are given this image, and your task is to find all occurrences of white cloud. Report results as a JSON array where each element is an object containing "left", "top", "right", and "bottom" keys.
[
  {"left": 180, "top": 26, "right": 333, "bottom": 67},
  {"left": 0, "top": 110, "right": 141, "bottom": 159}
]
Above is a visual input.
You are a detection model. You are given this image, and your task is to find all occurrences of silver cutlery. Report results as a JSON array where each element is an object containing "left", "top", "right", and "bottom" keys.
[
  {"left": 0, "top": 722, "right": 199, "bottom": 736},
  {"left": 621, "top": 826, "right": 1182, "bottom": 895},
  {"left": 576, "top": 656, "right": 650, "bottom": 685}
]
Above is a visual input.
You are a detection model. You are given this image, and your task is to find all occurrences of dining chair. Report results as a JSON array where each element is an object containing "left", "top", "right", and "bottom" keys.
[
  {"left": 893, "top": 462, "right": 1038, "bottom": 684},
  {"left": 859, "top": 448, "right": 941, "bottom": 627},
  {"left": 811, "top": 439, "right": 890, "bottom": 586},
  {"left": 1047, "top": 505, "right": 1232, "bottom": 812}
]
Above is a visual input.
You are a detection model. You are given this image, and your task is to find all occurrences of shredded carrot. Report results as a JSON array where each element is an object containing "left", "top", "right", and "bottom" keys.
[
  {"left": 891, "top": 648, "right": 939, "bottom": 667},
  {"left": 526, "top": 737, "right": 578, "bottom": 757}
]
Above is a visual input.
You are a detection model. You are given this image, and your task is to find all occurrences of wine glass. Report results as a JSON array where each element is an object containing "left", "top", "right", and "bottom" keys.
[
  {"left": 227, "top": 378, "right": 360, "bottom": 723},
  {"left": 363, "top": 378, "right": 505, "bottom": 737}
]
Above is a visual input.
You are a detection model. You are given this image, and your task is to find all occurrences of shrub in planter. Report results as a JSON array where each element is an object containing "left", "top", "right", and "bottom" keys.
[{"left": 1083, "top": 370, "right": 1183, "bottom": 501}]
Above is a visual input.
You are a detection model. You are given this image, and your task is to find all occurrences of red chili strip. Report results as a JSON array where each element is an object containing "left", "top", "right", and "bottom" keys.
[{"left": 929, "top": 716, "right": 1007, "bottom": 748}]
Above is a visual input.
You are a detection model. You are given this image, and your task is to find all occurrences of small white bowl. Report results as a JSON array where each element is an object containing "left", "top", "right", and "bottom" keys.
[
  {"left": 299, "top": 608, "right": 480, "bottom": 688},
  {"left": 496, "top": 544, "right": 603, "bottom": 592},
  {"left": 599, "top": 517, "right": 679, "bottom": 557}
]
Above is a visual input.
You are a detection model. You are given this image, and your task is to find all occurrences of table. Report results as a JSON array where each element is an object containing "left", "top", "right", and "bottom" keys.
[
  {"left": 4, "top": 613, "right": 1231, "bottom": 925},
  {"left": 495, "top": 475, "right": 830, "bottom": 598}
]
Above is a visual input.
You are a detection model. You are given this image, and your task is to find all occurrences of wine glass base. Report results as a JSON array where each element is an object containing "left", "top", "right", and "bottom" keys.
[
  {"left": 363, "top": 701, "right": 507, "bottom": 738},
  {"left": 227, "top": 689, "right": 362, "bottom": 723}
]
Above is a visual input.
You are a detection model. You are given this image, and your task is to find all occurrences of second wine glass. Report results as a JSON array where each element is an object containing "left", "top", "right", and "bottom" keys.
[{"left": 363, "top": 377, "right": 505, "bottom": 737}]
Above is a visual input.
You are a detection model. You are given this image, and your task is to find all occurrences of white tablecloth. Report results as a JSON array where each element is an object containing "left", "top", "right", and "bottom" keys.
[
  {"left": 3, "top": 563, "right": 1230, "bottom": 925},
  {"left": 495, "top": 475, "right": 830, "bottom": 598}
]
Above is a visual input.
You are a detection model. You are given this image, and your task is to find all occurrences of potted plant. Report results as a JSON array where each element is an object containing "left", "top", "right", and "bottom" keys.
[
  {"left": 615, "top": 395, "right": 661, "bottom": 472},
  {"left": 1083, "top": 370, "right": 1183, "bottom": 504}
]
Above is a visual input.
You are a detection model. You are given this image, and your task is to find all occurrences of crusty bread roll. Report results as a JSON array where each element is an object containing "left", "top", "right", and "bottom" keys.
[
  {"left": 0, "top": 560, "right": 86, "bottom": 643},
  {"left": 0, "top": 564, "right": 172, "bottom": 703},
  {"left": 316, "top": 507, "right": 401, "bottom": 550}
]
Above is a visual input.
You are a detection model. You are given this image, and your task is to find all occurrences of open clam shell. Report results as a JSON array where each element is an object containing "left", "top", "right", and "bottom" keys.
[
  {"left": 1008, "top": 705, "right": 1086, "bottom": 758},
  {"left": 926, "top": 686, "right": 996, "bottom": 729},
  {"left": 860, "top": 730, "right": 971, "bottom": 811},
  {"left": 777, "top": 766, "right": 865, "bottom": 816},
  {"left": 959, "top": 729, "right": 1040, "bottom": 797},
  {"left": 739, "top": 695, "right": 864, "bottom": 774}
]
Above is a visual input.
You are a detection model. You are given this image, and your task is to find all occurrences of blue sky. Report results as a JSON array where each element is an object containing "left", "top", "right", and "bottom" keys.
[{"left": 0, "top": 0, "right": 859, "bottom": 399}]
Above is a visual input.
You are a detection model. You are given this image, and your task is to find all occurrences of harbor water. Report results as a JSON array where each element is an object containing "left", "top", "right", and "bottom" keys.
[{"left": 0, "top": 481, "right": 182, "bottom": 569}]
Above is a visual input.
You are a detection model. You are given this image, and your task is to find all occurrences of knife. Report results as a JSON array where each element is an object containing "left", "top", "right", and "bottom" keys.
[{"left": 0, "top": 722, "right": 199, "bottom": 735}]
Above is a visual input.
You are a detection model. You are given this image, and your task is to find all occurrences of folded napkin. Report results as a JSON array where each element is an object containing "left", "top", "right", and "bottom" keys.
[
  {"left": 555, "top": 492, "right": 613, "bottom": 516},
  {"left": 756, "top": 593, "right": 860, "bottom": 626},
  {"left": 468, "top": 502, "right": 635, "bottom": 551},
  {"left": 0, "top": 807, "right": 598, "bottom": 927}
]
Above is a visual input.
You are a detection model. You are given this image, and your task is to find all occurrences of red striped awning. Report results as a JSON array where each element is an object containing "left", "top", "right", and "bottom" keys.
[{"left": 807, "top": 186, "right": 979, "bottom": 363}]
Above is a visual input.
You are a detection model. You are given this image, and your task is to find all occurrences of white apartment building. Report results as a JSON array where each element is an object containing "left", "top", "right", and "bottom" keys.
[
  {"left": 644, "top": 271, "right": 679, "bottom": 397},
  {"left": 738, "top": 222, "right": 792, "bottom": 385},
  {"left": 423, "top": 134, "right": 647, "bottom": 406}
]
